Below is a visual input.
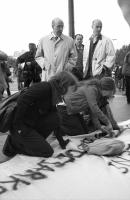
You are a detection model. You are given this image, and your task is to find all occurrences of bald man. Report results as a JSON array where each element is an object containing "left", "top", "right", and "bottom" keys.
[
  {"left": 83, "top": 19, "right": 115, "bottom": 80},
  {"left": 35, "top": 17, "right": 77, "bottom": 81}
]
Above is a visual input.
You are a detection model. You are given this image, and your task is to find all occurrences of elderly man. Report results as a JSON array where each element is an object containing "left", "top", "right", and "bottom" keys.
[
  {"left": 83, "top": 19, "right": 115, "bottom": 80},
  {"left": 35, "top": 17, "right": 77, "bottom": 81}
]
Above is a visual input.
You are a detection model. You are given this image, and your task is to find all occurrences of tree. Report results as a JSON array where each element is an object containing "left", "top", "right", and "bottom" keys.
[{"left": 115, "top": 44, "right": 130, "bottom": 66}]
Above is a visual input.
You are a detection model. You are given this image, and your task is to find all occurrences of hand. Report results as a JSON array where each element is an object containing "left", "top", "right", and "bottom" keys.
[
  {"left": 65, "top": 140, "right": 79, "bottom": 151},
  {"left": 113, "top": 125, "right": 126, "bottom": 137},
  {"left": 118, "top": 125, "right": 126, "bottom": 133},
  {"left": 100, "top": 125, "right": 112, "bottom": 135},
  {"left": 64, "top": 63, "right": 75, "bottom": 71},
  {"left": 60, "top": 139, "right": 70, "bottom": 149},
  {"left": 44, "top": 60, "right": 51, "bottom": 70}
]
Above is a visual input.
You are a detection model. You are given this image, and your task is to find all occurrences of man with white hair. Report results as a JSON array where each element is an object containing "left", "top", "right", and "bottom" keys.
[
  {"left": 83, "top": 19, "right": 115, "bottom": 79},
  {"left": 35, "top": 17, "right": 77, "bottom": 81}
]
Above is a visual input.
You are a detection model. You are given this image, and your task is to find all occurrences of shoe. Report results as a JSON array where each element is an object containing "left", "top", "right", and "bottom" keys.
[{"left": 2, "top": 135, "right": 17, "bottom": 157}]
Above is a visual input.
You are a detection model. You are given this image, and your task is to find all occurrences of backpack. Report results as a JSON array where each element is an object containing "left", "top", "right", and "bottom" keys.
[{"left": 0, "top": 88, "right": 27, "bottom": 133}]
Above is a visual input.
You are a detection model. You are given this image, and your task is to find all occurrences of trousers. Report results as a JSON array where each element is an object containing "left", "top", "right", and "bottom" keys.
[{"left": 3, "top": 111, "right": 60, "bottom": 157}]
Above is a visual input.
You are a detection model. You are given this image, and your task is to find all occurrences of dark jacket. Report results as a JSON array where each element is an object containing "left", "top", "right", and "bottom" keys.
[
  {"left": 75, "top": 44, "right": 84, "bottom": 70},
  {"left": 13, "top": 81, "right": 56, "bottom": 128},
  {"left": 17, "top": 51, "right": 42, "bottom": 81}
]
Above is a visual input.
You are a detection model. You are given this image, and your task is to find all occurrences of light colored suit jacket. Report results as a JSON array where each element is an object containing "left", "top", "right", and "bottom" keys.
[
  {"left": 83, "top": 35, "right": 115, "bottom": 77},
  {"left": 35, "top": 33, "right": 77, "bottom": 81}
]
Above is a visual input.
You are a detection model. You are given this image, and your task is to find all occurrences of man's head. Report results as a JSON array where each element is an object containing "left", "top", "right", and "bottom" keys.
[
  {"left": 29, "top": 43, "right": 37, "bottom": 53},
  {"left": 52, "top": 18, "right": 64, "bottom": 37},
  {"left": 75, "top": 34, "right": 83, "bottom": 47},
  {"left": 92, "top": 19, "right": 102, "bottom": 36}
]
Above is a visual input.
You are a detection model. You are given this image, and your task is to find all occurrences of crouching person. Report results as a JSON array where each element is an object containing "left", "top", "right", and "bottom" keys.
[
  {"left": 3, "top": 71, "right": 78, "bottom": 157},
  {"left": 64, "top": 77, "right": 122, "bottom": 135}
]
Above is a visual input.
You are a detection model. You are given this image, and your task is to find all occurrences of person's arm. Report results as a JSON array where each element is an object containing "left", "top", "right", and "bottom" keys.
[
  {"left": 54, "top": 127, "right": 70, "bottom": 149},
  {"left": 83, "top": 45, "right": 88, "bottom": 73},
  {"left": 17, "top": 52, "right": 29, "bottom": 64},
  {"left": 64, "top": 39, "right": 77, "bottom": 71},
  {"left": 35, "top": 39, "right": 46, "bottom": 70},
  {"left": 102, "top": 39, "right": 115, "bottom": 69},
  {"left": 84, "top": 86, "right": 110, "bottom": 129},
  {"left": 105, "top": 104, "right": 120, "bottom": 130}
]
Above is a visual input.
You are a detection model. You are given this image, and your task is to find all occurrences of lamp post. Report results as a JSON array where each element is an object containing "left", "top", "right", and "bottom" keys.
[{"left": 68, "top": 0, "right": 75, "bottom": 39}]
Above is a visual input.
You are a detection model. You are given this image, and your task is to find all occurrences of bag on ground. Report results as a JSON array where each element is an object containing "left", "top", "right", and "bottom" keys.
[{"left": 87, "top": 138, "right": 125, "bottom": 156}]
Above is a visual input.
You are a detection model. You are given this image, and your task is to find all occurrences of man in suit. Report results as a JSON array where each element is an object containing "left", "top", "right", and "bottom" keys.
[
  {"left": 83, "top": 19, "right": 115, "bottom": 80},
  {"left": 35, "top": 17, "right": 77, "bottom": 81}
]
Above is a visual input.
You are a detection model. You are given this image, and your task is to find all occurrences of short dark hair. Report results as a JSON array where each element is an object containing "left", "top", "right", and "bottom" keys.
[
  {"left": 75, "top": 34, "right": 83, "bottom": 39},
  {"left": 29, "top": 43, "right": 36, "bottom": 47}
]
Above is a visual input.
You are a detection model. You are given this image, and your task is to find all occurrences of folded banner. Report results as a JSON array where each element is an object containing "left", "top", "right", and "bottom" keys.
[{"left": 0, "top": 120, "right": 130, "bottom": 200}]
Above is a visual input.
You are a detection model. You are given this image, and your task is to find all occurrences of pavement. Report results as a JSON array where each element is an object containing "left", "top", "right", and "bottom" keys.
[
  {"left": 110, "top": 93, "right": 130, "bottom": 122},
  {"left": 0, "top": 78, "right": 130, "bottom": 163}
]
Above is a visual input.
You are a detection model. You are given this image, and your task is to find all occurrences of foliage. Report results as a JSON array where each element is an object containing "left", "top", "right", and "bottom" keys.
[{"left": 115, "top": 44, "right": 130, "bottom": 66}]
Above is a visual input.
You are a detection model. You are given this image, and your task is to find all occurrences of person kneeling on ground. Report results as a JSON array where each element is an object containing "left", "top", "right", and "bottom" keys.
[
  {"left": 3, "top": 71, "right": 78, "bottom": 158},
  {"left": 63, "top": 77, "right": 123, "bottom": 136}
]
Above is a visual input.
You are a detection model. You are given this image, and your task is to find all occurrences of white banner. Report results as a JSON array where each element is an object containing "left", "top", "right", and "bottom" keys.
[{"left": 0, "top": 120, "right": 130, "bottom": 200}]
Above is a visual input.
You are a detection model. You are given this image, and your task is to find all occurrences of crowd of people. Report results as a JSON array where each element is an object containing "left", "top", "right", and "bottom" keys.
[{"left": 0, "top": 15, "right": 129, "bottom": 158}]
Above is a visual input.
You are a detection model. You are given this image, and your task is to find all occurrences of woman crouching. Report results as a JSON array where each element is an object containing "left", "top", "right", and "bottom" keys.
[
  {"left": 3, "top": 71, "right": 78, "bottom": 157},
  {"left": 63, "top": 77, "right": 122, "bottom": 135}
]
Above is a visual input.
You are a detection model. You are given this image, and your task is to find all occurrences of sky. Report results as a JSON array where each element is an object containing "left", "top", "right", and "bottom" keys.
[{"left": 0, "top": 0, "right": 130, "bottom": 56}]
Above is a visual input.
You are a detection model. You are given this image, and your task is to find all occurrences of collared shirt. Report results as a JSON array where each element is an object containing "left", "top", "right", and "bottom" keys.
[
  {"left": 83, "top": 34, "right": 115, "bottom": 78},
  {"left": 86, "top": 35, "right": 102, "bottom": 79},
  {"left": 35, "top": 33, "right": 77, "bottom": 81},
  {"left": 50, "top": 32, "right": 60, "bottom": 41}
]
